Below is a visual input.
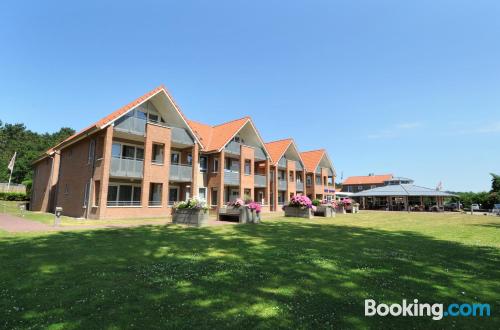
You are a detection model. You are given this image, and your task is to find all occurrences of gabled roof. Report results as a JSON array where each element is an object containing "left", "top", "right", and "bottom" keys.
[
  {"left": 264, "top": 138, "right": 304, "bottom": 166},
  {"left": 343, "top": 174, "right": 393, "bottom": 185},
  {"left": 35, "top": 85, "right": 201, "bottom": 162},
  {"left": 351, "top": 184, "right": 457, "bottom": 197},
  {"left": 300, "top": 149, "right": 334, "bottom": 173},
  {"left": 188, "top": 117, "right": 268, "bottom": 155}
]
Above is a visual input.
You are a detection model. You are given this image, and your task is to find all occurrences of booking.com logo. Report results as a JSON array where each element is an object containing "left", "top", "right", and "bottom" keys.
[{"left": 365, "top": 299, "right": 491, "bottom": 320}]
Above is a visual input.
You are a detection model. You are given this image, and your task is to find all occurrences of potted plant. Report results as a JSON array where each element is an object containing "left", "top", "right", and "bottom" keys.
[
  {"left": 338, "top": 198, "right": 353, "bottom": 214},
  {"left": 314, "top": 199, "right": 336, "bottom": 217},
  {"left": 283, "top": 195, "right": 316, "bottom": 218},
  {"left": 218, "top": 198, "right": 260, "bottom": 223},
  {"left": 172, "top": 197, "right": 209, "bottom": 226}
]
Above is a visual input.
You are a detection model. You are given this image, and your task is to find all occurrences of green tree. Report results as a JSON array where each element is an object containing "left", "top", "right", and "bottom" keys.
[
  {"left": 0, "top": 121, "right": 74, "bottom": 183},
  {"left": 490, "top": 173, "right": 500, "bottom": 193}
]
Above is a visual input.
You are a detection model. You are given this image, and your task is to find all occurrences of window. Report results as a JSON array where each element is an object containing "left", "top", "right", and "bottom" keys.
[
  {"left": 225, "top": 158, "right": 239, "bottom": 172},
  {"left": 168, "top": 187, "right": 179, "bottom": 205},
  {"left": 152, "top": 144, "right": 164, "bottom": 164},
  {"left": 88, "top": 139, "right": 95, "bottom": 164},
  {"left": 289, "top": 171, "right": 294, "bottom": 182},
  {"left": 107, "top": 184, "right": 141, "bottom": 206},
  {"left": 112, "top": 142, "right": 144, "bottom": 160},
  {"left": 83, "top": 182, "right": 90, "bottom": 207},
  {"left": 187, "top": 153, "right": 193, "bottom": 166},
  {"left": 198, "top": 187, "right": 207, "bottom": 201},
  {"left": 315, "top": 175, "right": 321, "bottom": 185},
  {"left": 171, "top": 152, "right": 180, "bottom": 165},
  {"left": 211, "top": 188, "right": 218, "bottom": 206},
  {"left": 257, "top": 191, "right": 264, "bottom": 204},
  {"left": 357, "top": 186, "right": 363, "bottom": 191},
  {"left": 149, "top": 183, "right": 163, "bottom": 206},
  {"left": 328, "top": 176, "right": 333, "bottom": 185},
  {"left": 244, "top": 159, "right": 251, "bottom": 175},
  {"left": 306, "top": 175, "right": 312, "bottom": 186},
  {"left": 213, "top": 158, "right": 219, "bottom": 173},
  {"left": 148, "top": 113, "right": 159, "bottom": 123},
  {"left": 278, "top": 191, "right": 285, "bottom": 204},
  {"left": 278, "top": 170, "right": 286, "bottom": 180},
  {"left": 94, "top": 181, "right": 100, "bottom": 206},
  {"left": 200, "top": 156, "right": 208, "bottom": 172}
]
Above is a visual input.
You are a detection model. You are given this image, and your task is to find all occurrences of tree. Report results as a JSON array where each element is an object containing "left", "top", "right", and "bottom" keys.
[
  {"left": 490, "top": 173, "right": 500, "bottom": 193},
  {"left": 0, "top": 121, "right": 74, "bottom": 183}
]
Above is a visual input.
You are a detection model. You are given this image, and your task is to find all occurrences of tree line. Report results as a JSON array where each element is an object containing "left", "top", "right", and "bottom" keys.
[
  {"left": 0, "top": 121, "right": 75, "bottom": 184},
  {"left": 450, "top": 173, "right": 500, "bottom": 209}
]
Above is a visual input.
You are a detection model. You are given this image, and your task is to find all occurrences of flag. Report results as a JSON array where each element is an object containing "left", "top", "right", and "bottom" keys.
[
  {"left": 7, "top": 152, "right": 16, "bottom": 172},
  {"left": 436, "top": 181, "right": 442, "bottom": 191}
]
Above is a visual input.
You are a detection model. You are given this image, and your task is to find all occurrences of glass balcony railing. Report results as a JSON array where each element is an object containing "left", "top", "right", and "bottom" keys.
[
  {"left": 169, "top": 164, "right": 192, "bottom": 182},
  {"left": 278, "top": 179, "right": 287, "bottom": 191},
  {"left": 254, "top": 174, "right": 267, "bottom": 187},
  {"left": 224, "top": 170, "right": 240, "bottom": 185},
  {"left": 296, "top": 181, "right": 304, "bottom": 191},
  {"left": 110, "top": 157, "right": 143, "bottom": 178}
]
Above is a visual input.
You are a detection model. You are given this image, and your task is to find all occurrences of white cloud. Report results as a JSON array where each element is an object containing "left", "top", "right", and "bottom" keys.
[{"left": 367, "top": 122, "right": 422, "bottom": 140}]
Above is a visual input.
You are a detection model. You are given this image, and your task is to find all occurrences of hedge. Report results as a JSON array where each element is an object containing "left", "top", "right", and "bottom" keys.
[{"left": 0, "top": 192, "right": 29, "bottom": 201}]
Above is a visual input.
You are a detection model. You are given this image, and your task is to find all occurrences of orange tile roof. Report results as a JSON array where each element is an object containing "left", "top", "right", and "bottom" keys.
[
  {"left": 37, "top": 85, "right": 199, "bottom": 162},
  {"left": 300, "top": 149, "right": 327, "bottom": 172},
  {"left": 264, "top": 138, "right": 295, "bottom": 165},
  {"left": 187, "top": 117, "right": 251, "bottom": 152},
  {"left": 343, "top": 174, "right": 393, "bottom": 185}
]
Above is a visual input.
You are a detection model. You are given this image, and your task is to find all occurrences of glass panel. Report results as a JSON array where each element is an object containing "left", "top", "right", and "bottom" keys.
[
  {"left": 133, "top": 186, "right": 141, "bottom": 202},
  {"left": 169, "top": 188, "right": 178, "bottom": 202},
  {"left": 171, "top": 153, "right": 180, "bottom": 164},
  {"left": 136, "top": 110, "right": 147, "bottom": 120},
  {"left": 199, "top": 188, "right": 206, "bottom": 200},
  {"left": 119, "top": 185, "right": 132, "bottom": 201},
  {"left": 148, "top": 113, "right": 159, "bottom": 122},
  {"left": 187, "top": 153, "right": 192, "bottom": 166},
  {"left": 152, "top": 144, "right": 164, "bottom": 163},
  {"left": 122, "top": 146, "right": 135, "bottom": 159},
  {"left": 136, "top": 148, "right": 144, "bottom": 160},
  {"left": 150, "top": 183, "right": 162, "bottom": 202},
  {"left": 200, "top": 157, "right": 207, "bottom": 171},
  {"left": 112, "top": 143, "right": 121, "bottom": 158},
  {"left": 107, "top": 185, "right": 118, "bottom": 202}
]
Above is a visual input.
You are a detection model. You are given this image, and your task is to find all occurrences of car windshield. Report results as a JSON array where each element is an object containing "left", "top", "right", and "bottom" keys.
[{"left": 495, "top": 204, "right": 500, "bottom": 208}]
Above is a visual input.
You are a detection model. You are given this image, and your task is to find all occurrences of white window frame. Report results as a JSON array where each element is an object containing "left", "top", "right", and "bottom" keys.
[
  {"left": 107, "top": 183, "right": 142, "bottom": 207},
  {"left": 198, "top": 187, "right": 207, "bottom": 201}
]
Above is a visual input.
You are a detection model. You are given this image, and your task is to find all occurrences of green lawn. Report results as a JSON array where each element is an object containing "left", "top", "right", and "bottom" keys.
[{"left": 0, "top": 211, "right": 498, "bottom": 329}]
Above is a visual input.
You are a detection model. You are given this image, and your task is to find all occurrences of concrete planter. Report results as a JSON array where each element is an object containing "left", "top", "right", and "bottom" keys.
[
  {"left": 284, "top": 206, "right": 312, "bottom": 219},
  {"left": 314, "top": 205, "right": 336, "bottom": 218},
  {"left": 338, "top": 206, "right": 346, "bottom": 214},
  {"left": 219, "top": 206, "right": 260, "bottom": 224},
  {"left": 172, "top": 208, "right": 209, "bottom": 227}
]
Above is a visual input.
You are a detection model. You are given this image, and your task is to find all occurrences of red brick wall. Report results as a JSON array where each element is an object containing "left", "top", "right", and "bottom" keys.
[{"left": 31, "top": 154, "right": 59, "bottom": 212}]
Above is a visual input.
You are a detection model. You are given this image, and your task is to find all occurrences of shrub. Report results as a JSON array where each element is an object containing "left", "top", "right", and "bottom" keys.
[
  {"left": 22, "top": 179, "right": 33, "bottom": 196},
  {"left": 0, "top": 192, "right": 29, "bottom": 201},
  {"left": 312, "top": 199, "right": 321, "bottom": 207}
]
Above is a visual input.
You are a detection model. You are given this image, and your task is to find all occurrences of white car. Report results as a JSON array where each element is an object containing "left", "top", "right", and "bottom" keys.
[
  {"left": 471, "top": 204, "right": 480, "bottom": 211},
  {"left": 493, "top": 204, "right": 500, "bottom": 216}
]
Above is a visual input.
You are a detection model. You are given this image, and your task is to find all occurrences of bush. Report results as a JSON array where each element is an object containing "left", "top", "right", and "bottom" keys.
[
  {"left": 312, "top": 199, "right": 321, "bottom": 207},
  {"left": 0, "top": 192, "right": 29, "bottom": 201},
  {"left": 22, "top": 179, "right": 33, "bottom": 196}
]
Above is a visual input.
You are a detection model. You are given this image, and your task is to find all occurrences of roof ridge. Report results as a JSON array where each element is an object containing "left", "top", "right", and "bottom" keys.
[
  {"left": 266, "top": 137, "right": 293, "bottom": 144},
  {"left": 212, "top": 116, "right": 250, "bottom": 128},
  {"left": 301, "top": 148, "right": 325, "bottom": 154}
]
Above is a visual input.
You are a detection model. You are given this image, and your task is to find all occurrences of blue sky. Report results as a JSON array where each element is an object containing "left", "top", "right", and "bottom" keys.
[{"left": 1, "top": 0, "right": 499, "bottom": 192}]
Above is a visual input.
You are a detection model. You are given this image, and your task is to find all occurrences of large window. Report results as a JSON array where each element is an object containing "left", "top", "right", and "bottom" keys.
[
  {"left": 198, "top": 187, "right": 207, "bottom": 201},
  {"left": 112, "top": 142, "right": 144, "bottom": 160},
  {"left": 149, "top": 183, "right": 163, "bottom": 206},
  {"left": 278, "top": 170, "right": 286, "bottom": 180},
  {"left": 244, "top": 159, "right": 251, "bottom": 175},
  {"left": 315, "top": 175, "right": 322, "bottom": 185},
  {"left": 171, "top": 151, "right": 180, "bottom": 165},
  {"left": 107, "top": 184, "right": 141, "bottom": 206},
  {"left": 168, "top": 187, "right": 179, "bottom": 205},
  {"left": 152, "top": 144, "right": 164, "bottom": 164},
  {"left": 225, "top": 158, "right": 239, "bottom": 172},
  {"left": 187, "top": 153, "right": 193, "bottom": 166},
  {"left": 306, "top": 175, "right": 312, "bottom": 186},
  {"left": 200, "top": 156, "right": 208, "bottom": 172}
]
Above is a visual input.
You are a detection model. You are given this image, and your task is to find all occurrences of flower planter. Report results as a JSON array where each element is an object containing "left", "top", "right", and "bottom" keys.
[
  {"left": 172, "top": 208, "right": 209, "bottom": 227},
  {"left": 284, "top": 206, "right": 312, "bottom": 219},
  {"left": 314, "top": 205, "right": 336, "bottom": 218},
  {"left": 219, "top": 206, "right": 260, "bottom": 224},
  {"left": 338, "top": 206, "right": 346, "bottom": 214}
]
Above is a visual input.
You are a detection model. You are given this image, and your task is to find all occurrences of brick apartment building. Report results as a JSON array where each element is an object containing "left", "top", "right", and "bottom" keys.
[{"left": 31, "top": 86, "right": 336, "bottom": 219}]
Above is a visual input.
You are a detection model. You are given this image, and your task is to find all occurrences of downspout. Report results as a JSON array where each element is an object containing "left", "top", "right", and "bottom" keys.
[{"left": 85, "top": 138, "right": 98, "bottom": 219}]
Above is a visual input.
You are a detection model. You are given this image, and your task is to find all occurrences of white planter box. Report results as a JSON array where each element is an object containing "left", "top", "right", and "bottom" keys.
[
  {"left": 284, "top": 206, "right": 312, "bottom": 219},
  {"left": 218, "top": 206, "right": 260, "bottom": 224},
  {"left": 172, "top": 209, "right": 209, "bottom": 227}
]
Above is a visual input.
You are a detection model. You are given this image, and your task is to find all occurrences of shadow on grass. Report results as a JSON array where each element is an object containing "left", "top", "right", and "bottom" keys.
[{"left": 0, "top": 220, "right": 498, "bottom": 329}]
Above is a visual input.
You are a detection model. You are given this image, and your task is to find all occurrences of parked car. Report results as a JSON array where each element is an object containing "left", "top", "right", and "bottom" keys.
[
  {"left": 493, "top": 204, "right": 500, "bottom": 216},
  {"left": 471, "top": 204, "right": 480, "bottom": 211},
  {"left": 444, "top": 202, "right": 462, "bottom": 211}
]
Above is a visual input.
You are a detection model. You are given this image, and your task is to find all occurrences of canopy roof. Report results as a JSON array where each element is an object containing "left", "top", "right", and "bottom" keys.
[{"left": 351, "top": 184, "right": 456, "bottom": 197}]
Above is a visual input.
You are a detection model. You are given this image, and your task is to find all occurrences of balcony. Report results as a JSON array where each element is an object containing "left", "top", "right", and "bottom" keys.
[
  {"left": 224, "top": 141, "right": 267, "bottom": 160},
  {"left": 169, "top": 164, "right": 192, "bottom": 182},
  {"left": 295, "top": 161, "right": 304, "bottom": 171},
  {"left": 110, "top": 157, "right": 143, "bottom": 178},
  {"left": 224, "top": 170, "right": 240, "bottom": 185},
  {"left": 278, "top": 179, "right": 287, "bottom": 191},
  {"left": 254, "top": 174, "right": 267, "bottom": 187},
  {"left": 278, "top": 157, "right": 287, "bottom": 168},
  {"left": 114, "top": 116, "right": 146, "bottom": 136},
  {"left": 296, "top": 181, "right": 304, "bottom": 191},
  {"left": 171, "top": 127, "right": 194, "bottom": 146}
]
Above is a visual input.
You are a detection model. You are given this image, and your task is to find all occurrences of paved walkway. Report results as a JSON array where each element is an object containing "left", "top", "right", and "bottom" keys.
[{"left": 0, "top": 213, "right": 237, "bottom": 233}]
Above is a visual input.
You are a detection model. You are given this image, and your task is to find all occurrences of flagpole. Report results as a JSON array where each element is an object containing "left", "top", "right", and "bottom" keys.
[
  {"left": 7, "top": 151, "right": 16, "bottom": 193},
  {"left": 7, "top": 170, "right": 12, "bottom": 192}
]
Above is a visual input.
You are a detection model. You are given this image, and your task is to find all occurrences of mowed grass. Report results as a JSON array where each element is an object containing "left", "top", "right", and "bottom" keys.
[{"left": 0, "top": 211, "right": 499, "bottom": 329}]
